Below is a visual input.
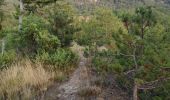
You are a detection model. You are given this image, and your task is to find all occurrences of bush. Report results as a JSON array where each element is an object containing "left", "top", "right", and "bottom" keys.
[
  {"left": 75, "top": 7, "right": 127, "bottom": 47},
  {"left": 19, "top": 14, "right": 60, "bottom": 55},
  {"left": 50, "top": 49, "right": 78, "bottom": 67},
  {"left": 0, "top": 50, "right": 16, "bottom": 70},
  {"left": 49, "top": 1, "right": 78, "bottom": 47},
  {"left": 92, "top": 51, "right": 123, "bottom": 74},
  {"left": 36, "top": 48, "right": 78, "bottom": 70},
  {"left": 116, "top": 75, "right": 133, "bottom": 94}
]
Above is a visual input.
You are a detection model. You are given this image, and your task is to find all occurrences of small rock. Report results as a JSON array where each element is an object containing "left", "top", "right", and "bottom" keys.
[{"left": 57, "top": 94, "right": 61, "bottom": 97}]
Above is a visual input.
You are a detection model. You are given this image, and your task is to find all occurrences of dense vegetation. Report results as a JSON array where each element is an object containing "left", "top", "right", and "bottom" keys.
[{"left": 0, "top": 0, "right": 170, "bottom": 100}]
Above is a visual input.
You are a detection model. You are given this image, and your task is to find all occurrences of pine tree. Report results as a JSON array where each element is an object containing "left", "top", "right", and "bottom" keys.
[
  {"left": 18, "top": 0, "right": 57, "bottom": 31},
  {"left": 49, "top": 1, "right": 78, "bottom": 47},
  {"left": 118, "top": 6, "right": 170, "bottom": 100}
]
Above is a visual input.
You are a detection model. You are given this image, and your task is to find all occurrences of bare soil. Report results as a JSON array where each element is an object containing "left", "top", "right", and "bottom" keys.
[{"left": 42, "top": 43, "right": 130, "bottom": 100}]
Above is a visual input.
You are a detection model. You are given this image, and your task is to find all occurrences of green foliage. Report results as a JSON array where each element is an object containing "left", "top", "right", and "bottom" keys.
[
  {"left": 19, "top": 14, "right": 60, "bottom": 55},
  {"left": 23, "top": 0, "right": 57, "bottom": 13},
  {"left": 116, "top": 75, "right": 133, "bottom": 93},
  {"left": 82, "top": 6, "right": 170, "bottom": 100},
  {"left": 135, "top": 6, "right": 156, "bottom": 25},
  {"left": 17, "top": 13, "right": 79, "bottom": 71},
  {"left": 49, "top": 1, "right": 78, "bottom": 47},
  {"left": 49, "top": 49, "right": 78, "bottom": 68},
  {"left": 36, "top": 48, "right": 78, "bottom": 69},
  {"left": 0, "top": 50, "right": 16, "bottom": 70},
  {"left": 23, "top": 0, "right": 56, "bottom": 3},
  {"left": 92, "top": 51, "right": 123, "bottom": 74},
  {"left": 76, "top": 7, "right": 127, "bottom": 48},
  {"left": 0, "top": 21, "right": 17, "bottom": 70},
  {"left": 115, "top": 6, "right": 170, "bottom": 99},
  {"left": 1, "top": 0, "right": 170, "bottom": 99},
  {"left": 0, "top": 0, "right": 4, "bottom": 31},
  {"left": 139, "top": 81, "right": 170, "bottom": 100}
]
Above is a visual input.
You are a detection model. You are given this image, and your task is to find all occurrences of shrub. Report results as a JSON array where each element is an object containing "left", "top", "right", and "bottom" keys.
[
  {"left": 75, "top": 7, "right": 127, "bottom": 47},
  {"left": 19, "top": 14, "right": 60, "bottom": 55},
  {"left": 49, "top": 1, "right": 79, "bottom": 47},
  {"left": 0, "top": 50, "right": 16, "bottom": 70},
  {"left": 50, "top": 48, "right": 78, "bottom": 67},
  {"left": 116, "top": 75, "right": 133, "bottom": 94},
  {"left": 36, "top": 48, "right": 78, "bottom": 70},
  {"left": 92, "top": 51, "right": 123, "bottom": 74}
]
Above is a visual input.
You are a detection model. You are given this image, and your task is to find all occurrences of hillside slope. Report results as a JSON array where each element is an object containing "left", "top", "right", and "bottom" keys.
[
  {"left": 43, "top": 43, "right": 130, "bottom": 100},
  {"left": 67, "top": 0, "right": 170, "bottom": 14}
]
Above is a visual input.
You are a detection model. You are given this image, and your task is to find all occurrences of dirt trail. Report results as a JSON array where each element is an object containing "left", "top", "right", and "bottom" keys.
[
  {"left": 43, "top": 43, "right": 90, "bottom": 100},
  {"left": 43, "top": 43, "right": 130, "bottom": 100},
  {"left": 56, "top": 53, "right": 89, "bottom": 100}
]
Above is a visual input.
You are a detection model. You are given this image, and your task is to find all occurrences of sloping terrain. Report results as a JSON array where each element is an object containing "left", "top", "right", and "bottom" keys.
[
  {"left": 44, "top": 47, "right": 90, "bottom": 100},
  {"left": 43, "top": 43, "right": 130, "bottom": 100}
]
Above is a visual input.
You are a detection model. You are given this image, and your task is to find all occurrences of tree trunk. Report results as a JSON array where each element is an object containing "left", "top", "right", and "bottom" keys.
[
  {"left": 19, "top": 0, "right": 24, "bottom": 31},
  {"left": 133, "top": 82, "right": 138, "bottom": 100}
]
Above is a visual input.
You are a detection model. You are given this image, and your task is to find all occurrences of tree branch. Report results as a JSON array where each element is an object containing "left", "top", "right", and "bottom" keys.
[
  {"left": 138, "top": 77, "right": 170, "bottom": 90},
  {"left": 124, "top": 69, "right": 136, "bottom": 75},
  {"left": 119, "top": 52, "right": 134, "bottom": 57}
]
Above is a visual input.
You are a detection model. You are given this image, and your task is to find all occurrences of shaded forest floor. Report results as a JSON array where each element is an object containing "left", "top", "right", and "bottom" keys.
[{"left": 42, "top": 43, "right": 130, "bottom": 100}]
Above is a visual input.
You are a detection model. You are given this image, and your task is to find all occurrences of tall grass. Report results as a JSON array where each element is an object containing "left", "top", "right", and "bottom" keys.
[{"left": 0, "top": 60, "right": 54, "bottom": 99}]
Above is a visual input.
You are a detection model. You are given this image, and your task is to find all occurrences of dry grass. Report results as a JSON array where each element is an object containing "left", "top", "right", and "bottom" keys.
[
  {"left": 78, "top": 86, "right": 102, "bottom": 97},
  {"left": 0, "top": 60, "right": 55, "bottom": 99}
]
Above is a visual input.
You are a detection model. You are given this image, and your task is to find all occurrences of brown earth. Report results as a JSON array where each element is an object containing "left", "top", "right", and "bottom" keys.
[{"left": 42, "top": 43, "right": 130, "bottom": 100}]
